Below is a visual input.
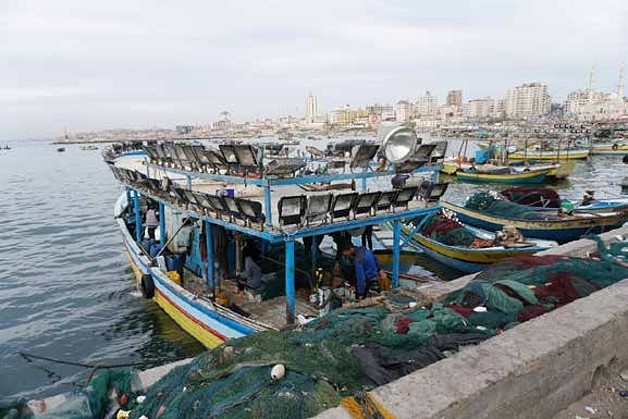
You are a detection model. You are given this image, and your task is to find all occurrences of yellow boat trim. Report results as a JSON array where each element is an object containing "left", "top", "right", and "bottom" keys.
[
  {"left": 125, "top": 252, "right": 225, "bottom": 349},
  {"left": 508, "top": 150, "right": 589, "bottom": 160}
]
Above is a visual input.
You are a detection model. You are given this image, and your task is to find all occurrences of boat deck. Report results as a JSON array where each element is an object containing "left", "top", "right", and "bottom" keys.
[{"left": 180, "top": 265, "right": 319, "bottom": 330}]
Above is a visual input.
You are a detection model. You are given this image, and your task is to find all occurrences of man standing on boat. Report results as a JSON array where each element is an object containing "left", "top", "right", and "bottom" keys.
[
  {"left": 340, "top": 244, "right": 386, "bottom": 299},
  {"left": 145, "top": 205, "right": 159, "bottom": 240}
]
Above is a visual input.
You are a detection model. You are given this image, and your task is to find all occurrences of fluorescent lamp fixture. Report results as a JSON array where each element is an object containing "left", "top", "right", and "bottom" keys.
[
  {"left": 180, "top": 189, "right": 202, "bottom": 208},
  {"left": 203, "top": 149, "right": 227, "bottom": 168},
  {"left": 376, "top": 190, "right": 399, "bottom": 211},
  {"left": 392, "top": 186, "right": 418, "bottom": 209},
  {"left": 264, "top": 158, "right": 307, "bottom": 176},
  {"left": 206, "top": 195, "right": 228, "bottom": 212},
  {"left": 219, "top": 145, "right": 238, "bottom": 164},
  {"left": 170, "top": 186, "right": 187, "bottom": 203},
  {"left": 305, "top": 194, "right": 332, "bottom": 225},
  {"left": 232, "top": 145, "right": 259, "bottom": 168},
  {"left": 278, "top": 195, "right": 306, "bottom": 226},
  {"left": 331, "top": 192, "right": 358, "bottom": 220},
  {"left": 353, "top": 192, "right": 382, "bottom": 216},
  {"left": 423, "top": 182, "right": 449, "bottom": 202},
  {"left": 146, "top": 178, "right": 161, "bottom": 192},
  {"left": 222, "top": 196, "right": 242, "bottom": 218},
  {"left": 350, "top": 144, "right": 380, "bottom": 169},
  {"left": 142, "top": 146, "right": 159, "bottom": 162},
  {"left": 181, "top": 145, "right": 199, "bottom": 164},
  {"left": 236, "top": 199, "right": 264, "bottom": 224}
]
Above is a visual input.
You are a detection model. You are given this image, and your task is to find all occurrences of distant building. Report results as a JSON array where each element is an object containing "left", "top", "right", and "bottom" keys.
[
  {"left": 175, "top": 125, "right": 194, "bottom": 135},
  {"left": 381, "top": 105, "right": 395, "bottom": 122},
  {"left": 464, "top": 98, "right": 492, "bottom": 120},
  {"left": 505, "top": 82, "right": 552, "bottom": 119},
  {"left": 416, "top": 91, "right": 438, "bottom": 118},
  {"left": 446, "top": 90, "right": 463, "bottom": 109},
  {"left": 305, "top": 93, "right": 319, "bottom": 124},
  {"left": 564, "top": 66, "right": 628, "bottom": 121},
  {"left": 394, "top": 100, "right": 414, "bottom": 122}
]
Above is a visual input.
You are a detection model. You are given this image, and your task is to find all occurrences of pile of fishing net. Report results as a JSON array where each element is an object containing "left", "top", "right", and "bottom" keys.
[
  {"left": 464, "top": 191, "right": 563, "bottom": 220},
  {"left": 6, "top": 237, "right": 628, "bottom": 419},
  {"left": 500, "top": 187, "right": 562, "bottom": 208},
  {"left": 420, "top": 211, "right": 476, "bottom": 247}
]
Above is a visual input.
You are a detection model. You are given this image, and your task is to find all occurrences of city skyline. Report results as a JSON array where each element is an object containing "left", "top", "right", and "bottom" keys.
[{"left": 2, "top": 0, "right": 627, "bottom": 139}]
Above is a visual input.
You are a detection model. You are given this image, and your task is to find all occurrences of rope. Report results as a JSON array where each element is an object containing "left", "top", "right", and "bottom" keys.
[
  {"left": 19, "top": 352, "right": 145, "bottom": 369},
  {"left": 341, "top": 391, "right": 396, "bottom": 419}
]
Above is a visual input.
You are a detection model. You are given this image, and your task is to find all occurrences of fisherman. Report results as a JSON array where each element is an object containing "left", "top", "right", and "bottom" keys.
[
  {"left": 236, "top": 244, "right": 262, "bottom": 295},
  {"left": 361, "top": 225, "right": 374, "bottom": 250},
  {"left": 340, "top": 244, "right": 387, "bottom": 299},
  {"left": 581, "top": 190, "right": 595, "bottom": 206},
  {"left": 145, "top": 205, "right": 159, "bottom": 240}
]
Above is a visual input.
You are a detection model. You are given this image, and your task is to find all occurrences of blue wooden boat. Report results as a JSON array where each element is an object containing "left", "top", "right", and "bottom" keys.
[
  {"left": 442, "top": 201, "right": 628, "bottom": 244},
  {"left": 500, "top": 187, "right": 628, "bottom": 214},
  {"left": 398, "top": 210, "right": 557, "bottom": 273}
]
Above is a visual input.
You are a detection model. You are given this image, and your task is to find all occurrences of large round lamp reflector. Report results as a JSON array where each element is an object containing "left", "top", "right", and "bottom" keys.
[{"left": 380, "top": 124, "right": 418, "bottom": 163}]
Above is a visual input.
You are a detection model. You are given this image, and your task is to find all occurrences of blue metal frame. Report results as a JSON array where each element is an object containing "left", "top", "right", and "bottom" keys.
[
  {"left": 159, "top": 201, "right": 166, "bottom": 246},
  {"left": 285, "top": 240, "right": 295, "bottom": 324},
  {"left": 205, "top": 221, "right": 215, "bottom": 290},
  {"left": 392, "top": 220, "right": 401, "bottom": 288},
  {"left": 133, "top": 189, "right": 142, "bottom": 243},
  {"left": 123, "top": 159, "right": 445, "bottom": 323}
]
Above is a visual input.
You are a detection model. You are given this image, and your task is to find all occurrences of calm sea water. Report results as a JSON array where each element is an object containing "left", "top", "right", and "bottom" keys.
[
  {"left": 0, "top": 140, "right": 203, "bottom": 405},
  {"left": 0, "top": 138, "right": 625, "bottom": 404}
]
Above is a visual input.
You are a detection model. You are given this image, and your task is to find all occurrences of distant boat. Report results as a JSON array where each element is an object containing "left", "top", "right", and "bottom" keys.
[
  {"left": 57, "top": 147, "right": 66, "bottom": 152},
  {"left": 589, "top": 143, "right": 628, "bottom": 155},
  {"left": 507, "top": 148, "right": 590, "bottom": 160},
  {"left": 3, "top": 145, "right": 10, "bottom": 150},
  {"left": 80, "top": 145, "right": 98, "bottom": 151}
]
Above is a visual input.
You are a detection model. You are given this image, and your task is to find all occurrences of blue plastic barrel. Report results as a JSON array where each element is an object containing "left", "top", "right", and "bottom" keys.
[{"left": 475, "top": 149, "right": 489, "bottom": 164}]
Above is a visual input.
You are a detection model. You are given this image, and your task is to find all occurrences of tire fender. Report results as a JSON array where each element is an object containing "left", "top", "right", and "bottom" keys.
[{"left": 141, "top": 274, "right": 155, "bottom": 299}]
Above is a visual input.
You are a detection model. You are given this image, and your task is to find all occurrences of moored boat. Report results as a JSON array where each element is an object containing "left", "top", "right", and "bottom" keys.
[
  {"left": 507, "top": 148, "right": 589, "bottom": 160},
  {"left": 443, "top": 192, "right": 628, "bottom": 244},
  {"left": 456, "top": 167, "right": 552, "bottom": 184},
  {"left": 107, "top": 136, "right": 445, "bottom": 347},
  {"left": 399, "top": 209, "right": 557, "bottom": 273},
  {"left": 589, "top": 143, "right": 628, "bottom": 155},
  {"left": 500, "top": 186, "right": 628, "bottom": 214}
]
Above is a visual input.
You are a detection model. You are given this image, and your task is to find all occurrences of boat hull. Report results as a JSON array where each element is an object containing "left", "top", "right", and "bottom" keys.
[
  {"left": 456, "top": 169, "right": 549, "bottom": 184},
  {"left": 442, "top": 202, "right": 627, "bottom": 244},
  {"left": 401, "top": 224, "right": 550, "bottom": 273},
  {"left": 508, "top": 149, "right": 589, "bottom": 160},
  {"left": 118, "top": 218, "right": 261, "bottom": 348},
  {"left": 589, "top": 144, "right": 628, "bottom": 155}
]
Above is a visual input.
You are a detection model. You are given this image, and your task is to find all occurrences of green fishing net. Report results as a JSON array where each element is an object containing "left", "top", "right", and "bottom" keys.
[{"left": 464, "top": 191, "right": 564, "bottom": 221}]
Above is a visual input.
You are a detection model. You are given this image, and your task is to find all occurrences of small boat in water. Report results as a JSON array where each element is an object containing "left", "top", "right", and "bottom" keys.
[
  {"left": 456, "top": 167, "right": 552, "bottom": 184},
  {"left": 443, "top": 192, "right": 628, "bottom": 244},
  {"left": 507, "top": 148, "right": 590, "bottom": 160},
  {"left": 80, "top": 144, "right": 98, "bottom": 151},
  {"left": 57, "top": 147, "right": 66, "bottom": 152},
  {"left": 400, "top": 209, "right": 557, "bottom": 273},
  {"left": 500, "top": 187, "right": 628, "bottom": 214},
  {"left": 589, "top": 142, "right": 628, "bottom": 155}
]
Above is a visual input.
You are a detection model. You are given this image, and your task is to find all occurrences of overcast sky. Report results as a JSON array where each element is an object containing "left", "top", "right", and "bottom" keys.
[{"left": 2, "top": 0, "right": 627, "bottom": 139}]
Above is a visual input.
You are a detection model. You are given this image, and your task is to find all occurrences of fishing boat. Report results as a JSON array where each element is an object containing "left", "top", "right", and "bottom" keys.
[
  {"left": 442, "top": 194, "right": 628, "bottom": 244},
  {"left": 500, "top": 187, "right": 628, "bottom": 214},
  {"left": 399, "top": 210, "right": 557, "bottom": 273},
  {"left": 507, "top": 148, "right": 589, "bottom": 160},
  {"left": 456, "top": 167, "right": 552, "bottom": 184},
  {"left": 57, "top": 147, "right": 66, "bottom": 152},
  {"left": 589, "top": 142, "right": 628, "bottom": 155},
  {"left": 106, "top": 127, "right": 445, "bottom": 348},
  {"left": 80, "top": 144, "right": 98, "bottom": 151}
]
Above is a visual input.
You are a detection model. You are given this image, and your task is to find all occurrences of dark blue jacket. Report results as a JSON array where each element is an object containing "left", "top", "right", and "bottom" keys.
[{"left": 354, "top": 247, "right": 380, "bottom": 296}]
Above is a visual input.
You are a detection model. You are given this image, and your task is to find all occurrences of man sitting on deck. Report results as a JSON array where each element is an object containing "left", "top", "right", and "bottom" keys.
[{"left": 341, "top": 244, "right": 387, "bottom": 299}]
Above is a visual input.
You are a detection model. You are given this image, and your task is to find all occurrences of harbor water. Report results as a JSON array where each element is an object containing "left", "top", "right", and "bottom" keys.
[{"left": 0, "top": 139, "right": 626, "bottom": 405}]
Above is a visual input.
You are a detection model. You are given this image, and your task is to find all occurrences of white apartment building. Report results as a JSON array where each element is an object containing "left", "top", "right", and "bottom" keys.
[
  {"left": 394, "top": 100, "right": 413, "bottom": 122},
  {"left": 564, "top": 67, "right": 627, "bottom": 121},
  {"left": 416, "top": 91, "right": 438, "bottom": 118},
  {"left": 505, "top": 82, "right": 552, "bottom": 119},
  {"left": 305, "top": 93, "right": 319, "bottom": 124}
]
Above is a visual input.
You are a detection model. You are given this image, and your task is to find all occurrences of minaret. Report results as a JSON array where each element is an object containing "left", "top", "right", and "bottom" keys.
[
  {"left": 618, "top": 64, "right": 625, "bottom": 99},
  {"left": 588, "top": 67, "right": 596, "bottom": 92}
]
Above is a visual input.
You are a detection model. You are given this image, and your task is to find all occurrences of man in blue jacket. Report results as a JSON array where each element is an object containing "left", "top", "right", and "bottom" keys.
[{"left": 341, "top": 243, "right": 387, "bottom": 298}]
